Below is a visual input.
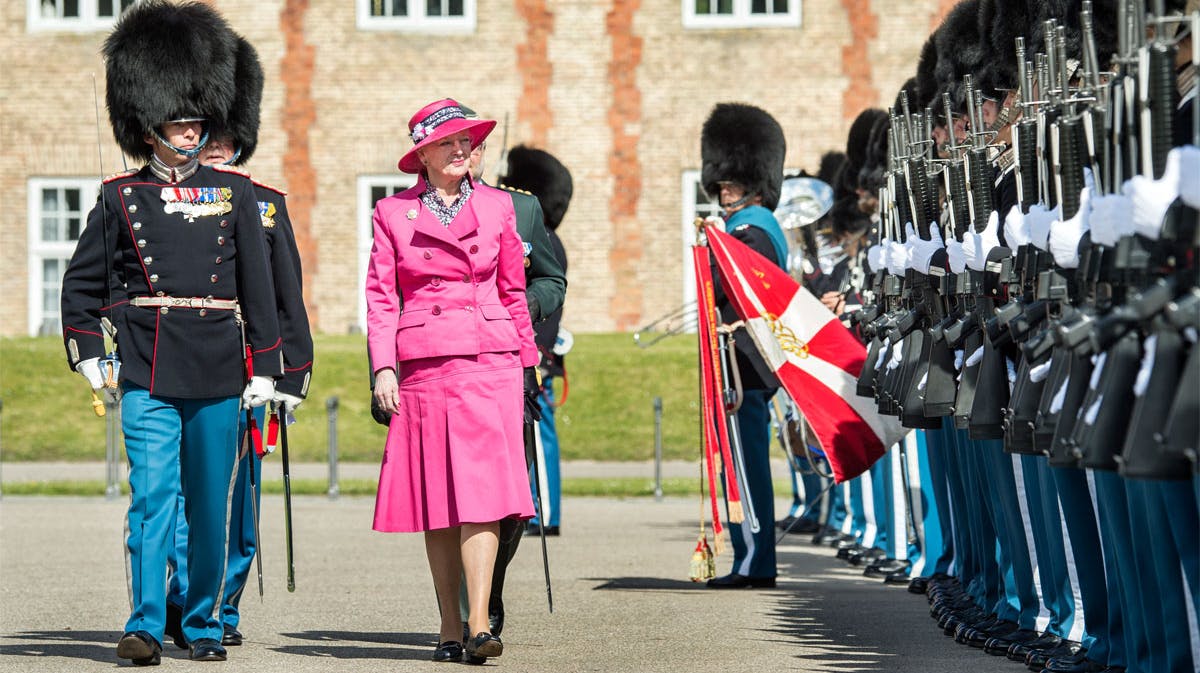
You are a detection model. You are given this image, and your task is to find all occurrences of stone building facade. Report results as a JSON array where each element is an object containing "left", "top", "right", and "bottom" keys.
[{"left": 2, "top": 0, "right": 951, "bottom": 337}]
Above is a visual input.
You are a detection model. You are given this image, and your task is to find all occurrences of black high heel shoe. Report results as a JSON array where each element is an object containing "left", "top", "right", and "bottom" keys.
[
  {"left": 432, "top": 641, "right": 463, "bottom": 662},
  {"left": 465, "top": 632, "right": 503, "bottom": 665}
]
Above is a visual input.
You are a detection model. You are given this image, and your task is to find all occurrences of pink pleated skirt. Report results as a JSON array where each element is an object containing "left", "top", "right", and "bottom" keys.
[{"left": 373, "top": 351, "right": 535, "bottom": 533}]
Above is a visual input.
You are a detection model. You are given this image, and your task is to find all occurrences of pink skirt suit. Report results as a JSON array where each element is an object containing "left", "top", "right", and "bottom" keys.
[{"left": 366, "top": 176, "right": 539, "bottom": 532}]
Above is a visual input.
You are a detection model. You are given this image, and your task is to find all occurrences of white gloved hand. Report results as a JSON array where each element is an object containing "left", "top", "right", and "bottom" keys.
[
  {"left": 1176, "top": 146, "right": 1200, "bottom": 209},
  {"left": 979, "top": 209, "right": 1002, "bottom": 257},
  {"left": 1026, "top": 203, "right": 1059, "bottom": 251},
  {"left": 274, "top": 391, "right": 304, "bottom": 414},
  {"left": 1028, "top": 359, "right": 1053, "bottom": 383},
  {"left": 1124, "top": 151, "right": 1181, "bottom": 240},
  {"left": 867, "top": 244, "right": 886, "bottom": 273},
  {"left": 962, "top": 228, "right": 985, "bottom": 271},
  {"left": 1049, "top": 186, "right": 1092, "bottom": 268},
  {"left": 947, "top": 238, "right": 967, "bottom": 273},
  {"left": 1003, "top": 204, "right": 1030, "bottom": 249},
  {"left": 965, "top": 345, "right": 985, "bottom": 368},
  {"left": 885, "top": 339, "right": 904, "bottom": 371},
  {"left": 953, "top": 349, "right": 965, "bottom": 373},
  {"left": 906, "top": 222, "right": 944, "bottom": 275},
  {"left": 75, "top": 357, "right": 104, "bottom": 390},
  {"left": 886, "top": 238, "right": 908, "bottom": 276},
  {"left": 875, "top": 337, "right": 892, "bottom": 371},
  {"left": 1088, "top": 192, "right": 1134, "bottom": 247},
  {"left": 242, "top": 376, "right": 276, "bottom": 409}
]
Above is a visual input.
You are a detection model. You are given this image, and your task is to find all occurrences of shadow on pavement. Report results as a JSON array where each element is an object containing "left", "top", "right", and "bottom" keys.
[
  {"left": 1, "top": 630, "right": 122, "bottom": 664},
  {"left": 273, "top": 630, "right": 437, "bottom": 661},
  {"left": 586, "top": 576, "right": 723, "bottom": 591}
]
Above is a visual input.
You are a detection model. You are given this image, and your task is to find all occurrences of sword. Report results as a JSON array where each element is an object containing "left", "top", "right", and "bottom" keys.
[
  {"left": 525, "top": 419, "right": 554, "bottom": 612},
  {"left": 244, "top": 408, "right": 264, "bottom": 600},
  {"left": 717, "top": 330, "right": 759, "bottom": 533},
  {"left": 280, "top": 407, "right": 296, "bottom": 592}
]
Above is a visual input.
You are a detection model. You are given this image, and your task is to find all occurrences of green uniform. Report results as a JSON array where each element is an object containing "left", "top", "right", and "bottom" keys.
[{"left": 500, "top": 184, "right": 566, "bottom": 323}]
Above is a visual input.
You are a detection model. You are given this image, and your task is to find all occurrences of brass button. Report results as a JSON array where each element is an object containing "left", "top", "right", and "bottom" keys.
[
  {"left": 132, "top": 222, "right": 142, "bottom": 231},
  {"left": 219, "top": 220, "right": 229, "bottom": 228},
  {"left": 423, "top": 250, "right": 433, "bottom": 259},
  {"left": 432, "top": 305, "right": 442, "bottom": 316},
  {"left": 137, "top": 239, "right": 146, "bottom": 248},
  {"left": 217, "top": 236, "right": 225, "bottom": 245},
  {"left": 159, "top": 307, "right": 168, "bottom": 315},
  {"left": 214, "top": 256, "right": 222, "bottom": 264},
  {"left": 469, "top": 245, "right": 479, "bottom": 254},
  {"left": 143, "top": 256, "right": 153, "bottom": 265},
  {"left": 210, "top": 274, "right": 218, "bottom": 283},
  {"left": 122, "top": 187, "right": 132, "bottom": 196},
  {"left": 462, "top": 274, "right": 471, "bottom": 283},
  {"left": 431, "top": 277, "right": 441, "bottom": 286},
  {"left": 198, "top": 309, "right": 207, "bottom": 317},
  {"left": 128, "top": 204, "right": 138, "bottom": 213}
]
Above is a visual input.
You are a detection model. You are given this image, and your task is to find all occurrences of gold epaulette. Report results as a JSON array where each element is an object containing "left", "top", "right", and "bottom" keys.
[
  {"left": 251, "top": 178, "right": 287, "bottom": 197},
  {"left": 102, "top": 168, "right": 138, "bottom": 184},
  {"left": 498, "top": 183, "right": 533, "bottom": 196},
  {"left": 211, "top": 164, "right": 251, "bottom": 178}
]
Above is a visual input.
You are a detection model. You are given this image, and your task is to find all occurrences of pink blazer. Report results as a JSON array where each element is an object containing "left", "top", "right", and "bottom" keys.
[{"left": 366, "top": 177, "right": 539, "bottom": 371}]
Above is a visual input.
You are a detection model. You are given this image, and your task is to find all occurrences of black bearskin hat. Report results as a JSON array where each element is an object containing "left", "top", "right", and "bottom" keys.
[
  {"left": 701, "top": 103, "right": 787, "bottom": 211},
  {"left": 845, "top": 108, "right": 887, "bottom": 175},
  {"left": 934, "top": 0, "right": 985, "bottom": 111},
  {"left": 219, "top": 35, "right": 263, "bottom": 166},
  {"left": 1030, "top": 0, "right": 1119, "bottom": 71},
  {"left": 103, "top": 0, "right": 239, "bottom": 162},
  {"left": 857, "top": 113, "right": 891, "bottom": 195},
  {"left": 818, "top": 151, "right": 847, "bottom": 188},
  {"left": 501, "top": 145, "right": 574, "bottom": 230},
  {"left": 915, "top": 36, "right": 940, "bottom": 111}
]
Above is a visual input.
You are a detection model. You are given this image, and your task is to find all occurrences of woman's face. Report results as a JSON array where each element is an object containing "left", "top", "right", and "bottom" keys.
[{"left": 418, "top": 131, "right": 473, "bottom": 183}]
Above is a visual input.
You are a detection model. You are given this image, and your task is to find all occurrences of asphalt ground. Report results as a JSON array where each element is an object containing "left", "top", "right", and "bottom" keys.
[{"left": 0, "top": 493, "right": 1021, "bottom": 673}]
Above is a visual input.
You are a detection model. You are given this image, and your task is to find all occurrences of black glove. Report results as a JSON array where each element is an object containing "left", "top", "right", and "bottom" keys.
[
  {"left": 370, "top": 392, "right": 392, "bottom": 427},
  {"left": 523, "top": 366, "right": 542, "bottom": 424}
]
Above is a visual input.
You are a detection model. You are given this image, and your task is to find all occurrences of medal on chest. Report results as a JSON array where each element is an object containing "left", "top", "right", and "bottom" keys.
[
  {"left": 258, "top": 201, "right": 277, "bottom": 228},
  {"left": 160, "top": 187, "right": 233, "bottom": 222}
]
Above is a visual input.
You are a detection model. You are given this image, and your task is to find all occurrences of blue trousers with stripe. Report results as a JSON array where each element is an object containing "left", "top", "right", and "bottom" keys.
[
  {"left": 1049, "top": 467, "right": 1113, "bottom": 662},
  {"left": 121, "top": 384, "right": 239, "bottom": 646},
  {"left": 1017, "top": 455, "right": 1075, "bottom": 639},
  {"left": 529, "top": 377, "right": 561, "bottom": 527},
  {"left": 914, "top": 429, "right": 953, "bottom": 578},
  {"left": 725, "top": 389, "right": 776, "bottom": 579}
]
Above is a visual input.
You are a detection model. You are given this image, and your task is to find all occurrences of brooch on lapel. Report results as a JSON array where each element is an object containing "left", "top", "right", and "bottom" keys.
[
  {"left": 160, "top": 187, "right": 233, "bottom": 222},
  {"left": 406, "top": 209, "right": 418, "bottom": 220}
]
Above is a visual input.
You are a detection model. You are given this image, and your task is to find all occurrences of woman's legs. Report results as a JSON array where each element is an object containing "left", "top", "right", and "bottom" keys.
[
  {"left": 426, "top": 527, "right": 464, "bottom": 642},
  {"left": 461, "top": 522, "right": 500, "bottom": 637}
]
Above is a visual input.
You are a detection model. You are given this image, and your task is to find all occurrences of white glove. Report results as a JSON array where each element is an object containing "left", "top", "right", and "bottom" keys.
[
  {"left": 75, "top": 357, "right": 105, "bottom": 390},
  {"left": 906, "top": 222, "right": 944, "bottom": 275},
  {"left": 274, "top": 391, "right": 304, "bottom": 414},
  {"left": 1176, "top": 146, "right": 1200, "bottom": 209},
  {"left": 242, "top": 376, "right": 275, "bottom": 408},
  {"left": 1003, "top": 204, "right": 1030, "bottom": 249},
  {"left": 1049, "top": 186, "right": 1092, "bottom": 269},
  {"left": 1028, "top": 359, "right": 1053, "bottom": 383},
  {"left": 947, "top": 238, "right": 968, "bottom": 273},
  {"left": 867, "top": 244, "right": 886, "bottom": 273},
  {"left": 962, "top": 228, "right": 985, "bottom": 272},
  {"left": 979, "top": 209, "right": 1002, "bottom": 257},
  {"left": 1089, "top": 192, "right": 1134, "bottom": 247},
  {"left": 886, "top": 238, "right": 908, "bottom": 276},
  {"left": 875, "top": 337, "right": 892, "bottom": 370},
  {"left": 1124, "top": 150, "right": 1181, "bottom": 240},
  {"left": 885, "top": 339, "right": 904, "bottom": 371},
  {"left": 1026, "top": 203, "right": 1059, "bottom": 251},
  {"left": 965, "top": 345, "right": 984, "bottom": 368}
]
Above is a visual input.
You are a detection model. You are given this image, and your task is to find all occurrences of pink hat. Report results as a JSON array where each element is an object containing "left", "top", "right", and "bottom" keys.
[{"left": 398, "top": 98, "right": 496, "bottom": 174}]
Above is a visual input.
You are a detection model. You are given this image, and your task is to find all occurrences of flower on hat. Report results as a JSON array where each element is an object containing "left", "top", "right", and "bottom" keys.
[{"left": 411, "top": 123, "right": 428, "bottom": 143}]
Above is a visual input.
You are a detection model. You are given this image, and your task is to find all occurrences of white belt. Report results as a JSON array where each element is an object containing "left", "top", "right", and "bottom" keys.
[{"left": 130, "top": 296, "right": 240, "bottom": 311}]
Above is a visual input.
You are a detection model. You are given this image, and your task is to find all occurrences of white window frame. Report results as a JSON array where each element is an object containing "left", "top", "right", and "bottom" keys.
[
  {"left": 28, "top": 177, "right": 100, "bottom": 336},
  {"left": 26, "top": 0, "right": 136, "bottom": 33},
  {"left": 357, "top": 175, "right": 417, "bottom": 332},
  {"left": 356, "top": 0, "right": 476, "bottom": 34},
  {"left": 682, "top": 0, "right": 800, "bottom": 30}
]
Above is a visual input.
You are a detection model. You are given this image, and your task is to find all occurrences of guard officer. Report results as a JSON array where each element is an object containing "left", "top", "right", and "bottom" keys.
[{"left": 61, "top": 2, "right": 281, "bottom": 664}]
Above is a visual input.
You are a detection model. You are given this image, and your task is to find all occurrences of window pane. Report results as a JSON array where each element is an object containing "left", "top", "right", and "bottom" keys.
[
  {"left": 393, "top": 0, "right": 408, "bottom": 16},
  {"left": 371, "top": 186, "right": 387, "bottom": 205},
  {"left": 63, "top": 0, "right": 79, "bottom": 17},
  {"left": 427, "top": 0, "right": 441, "bottom": 16},
  {"left": 42, "top": 217, "right": 58, "bottom": 243},
  {"left": 121, "top": 0, "right": 137, "bottom": 11},
  {"left": 65, "top": 188, "right": 80, "bottom": 212},
  {"left": 42, "top": 188, "right": 59, "bottom": 213},
  {"left": 448, "top": 0, "right": 463, "bottom": 16},
  {"left": 68, "top": 217, "right": 82, "bottom": 241},
  {"left": 98, "top": 0, "right": 114, "bottom": 17},
  {"left": 751, "top": 0, "right": 766, "bottom": 13},
  {"left": 773, "top": 0, "right": 788, "bottom": 12},
  {"left": 717, "top": 0, "right": 732, "bottom": 13}
]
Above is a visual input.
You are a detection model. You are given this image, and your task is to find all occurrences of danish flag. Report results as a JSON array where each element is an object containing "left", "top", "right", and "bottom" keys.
[{"left": 705, "top": 225, "right": 907, "bottom": 483}]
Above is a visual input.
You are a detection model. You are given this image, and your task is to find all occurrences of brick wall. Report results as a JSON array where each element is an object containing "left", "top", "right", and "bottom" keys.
[{"left": 0, "top": 0, "right": 944, "bottom": 337}]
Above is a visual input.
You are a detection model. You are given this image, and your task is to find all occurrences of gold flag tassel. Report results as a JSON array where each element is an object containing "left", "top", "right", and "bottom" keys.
[{"left": 690, "top": 458, "right": 717, "bottom": 581}]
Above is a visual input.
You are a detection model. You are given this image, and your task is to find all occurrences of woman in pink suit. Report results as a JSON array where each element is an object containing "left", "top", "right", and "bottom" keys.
[{"left": 367, "top": 99, "right": 538, "bottom": 665}]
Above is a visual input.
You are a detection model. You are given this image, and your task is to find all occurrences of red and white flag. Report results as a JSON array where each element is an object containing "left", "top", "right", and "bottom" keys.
[{"left": 705, "top": 225, "right": 907, "bottom": 483}]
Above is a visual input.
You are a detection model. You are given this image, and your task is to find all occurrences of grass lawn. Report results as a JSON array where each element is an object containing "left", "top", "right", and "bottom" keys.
[{"left": 0, "top": 333, "right": 701, "bottom": 463}]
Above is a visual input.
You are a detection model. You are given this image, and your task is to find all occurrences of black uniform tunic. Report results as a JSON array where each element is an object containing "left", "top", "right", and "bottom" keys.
[
  {"left": 61, "top": 162, "right": 282, "bottom": 398},
  {"left": 253, "top": 181, "right": 313, "bottom": 398}
]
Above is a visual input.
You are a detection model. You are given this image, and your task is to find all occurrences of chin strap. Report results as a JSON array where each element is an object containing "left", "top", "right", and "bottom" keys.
[
  {"left": 151, "top": 127, "right": 210, "bottom": 159},
  {"left": 720, "top": 192, "right": 756, "bottom": 216},
  {"left": 223, "top": 146, "right": 243, "bottom": 166}
]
